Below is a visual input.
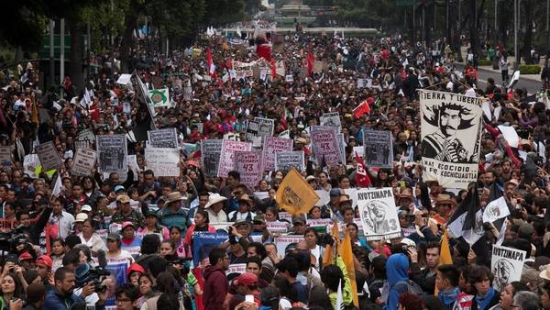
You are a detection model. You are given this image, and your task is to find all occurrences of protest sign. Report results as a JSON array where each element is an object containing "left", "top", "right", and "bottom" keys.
[
  {"left": 233, "top": 151, "right": 263, "bottom": 188},
  {"left": 276, "top": 168, "right": 320, "bottom": 215},
  {"left": 71, "top": 148, "right": 97, "bottom": 176},
  {"left": 419, "top": 90, "right": 483, "bottom": 189},
  {"left": 266, "top": 221, "right": 289, "bottom": 233},
  {"left": 149, "top": 88, "right": 172, "bottom": 107},
  {"left": 364, "top": 130, "right": 393, "bottom": 168},
  {"left": 498, "top": 125, "right": 520, "bottom": 148},
  {"left": 96, "top": 135, "right": 127, "bottom": 173},
  {"left": 274, "top": 235, "right": 304, "bottom": 257},
  {"left": 74, "top": 140, "right": 90, "bottom": 151},
  {"left": 315, "top": 190, "right": 330, "bottom": 207},
  {"left": 218, "top": 140, "right": 252, "bottom": 177},
  {"left": 275, "top": 151, "right": 305, "bottom": 172},
  {"left": 310, "top": 128, "right": 341, "bottom": 165},
  {"left": 307, "top": 218, "right": 332, "bottom": 228},
  {"left": 320, "top": 112, "right": 342, "bottom": 132},
  {"left": 201, "top": 140, "right": 223, "bottom": 177},
  {"left": 226, "top": 264, "right": 247, "bottom": 277},
  {"left": 77, "top": 129, "right": 95, "bottom": 142},
  {"left": 254, "top": 117, "right": 275, "bottom": 138},
  {"left": 483, "top": 196, "right": 511, "bottom": 223},
  {"left": 337, "top": 133, "right": 346, "bottom": 165},
  {"left": 0, "top": 147, "right": 11, "bottom": 165},
  {"left": 192, "top": 232, "right": 228, "bottom": 267},
  {"left": 491, "top": 245, "right": 526, "bottom": 292},
  {"left": 245, "top": 120, "right": 261, "bottom": 143},
  {"left": 35, "top": 141, "right": 63, "bottom": 171},
  {"left": 285, "top": 75, "right": 294, "bottom": 83},
  {"left": 145, "top": 148, "right": 180, "bottom": 177},
  {"left": 353, "top": 146, "right": 364, "bottom": 158},
  {"left": 357, "top": 188, "right": 401, "bottom": 241},
  {"left": 262, "top": 137, "right": 293, "bottom": 172},
  {"left": 147, "top": 128, "right": 178, "bottom": 148},
  {"left": 278, "top": 129, "right": 290, "bottom": 139}
]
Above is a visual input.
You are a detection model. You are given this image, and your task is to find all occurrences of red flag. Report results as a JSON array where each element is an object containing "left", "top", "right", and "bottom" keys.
[
  {"left": 256, "top": 43, "right": 272, "bottom": 61},
  {"left": 206, "top": 48, "right": 217, "bottom": 78},
  {"left": 353, "top": 100, "right": 371, "bottom": 118},
  {"left": 270, "top": 58, "right": 277, "bottom": 78},
  {"left": 307, "top": 52, "right": 315, "bottom": 76},
  {"left": 355, "top": 152, "right": 371, "bottom": 187},
  {"left": 193, "top": 267, "right": 204, "bottom": 310}
]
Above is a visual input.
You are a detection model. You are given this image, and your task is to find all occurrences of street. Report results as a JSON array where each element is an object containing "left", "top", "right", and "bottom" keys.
[{"left": 456, "top": 64, "right": 542, "bottom": 94}]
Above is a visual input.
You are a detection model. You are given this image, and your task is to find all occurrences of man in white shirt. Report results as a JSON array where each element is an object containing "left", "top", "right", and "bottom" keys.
[{"left": 49, "top": 197, "right": 75, "bottom": 240}]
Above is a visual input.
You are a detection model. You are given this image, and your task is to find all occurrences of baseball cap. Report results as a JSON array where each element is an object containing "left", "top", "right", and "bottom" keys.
[
  {"left": 19, "top": 252, "right": 33, "bottom": 262},
  {"left": 253, "top": 215, "right": 265, "bottom": 224},
  {"left": 292, "top": 214, "right": 306, "bottom": 225},
  {"left": 122, "top": 221, "right": 135, "bottom": 230},
  {"left": 126, "top": 263, "right": 145, "bottom": 276},
  {"left": 233, "top": 273, "right": 258, "bottom": 286},
  {"left": 75, "top": 213, "right": 88, "bottom": 223},
  {"left": 329, "top": 189, "right": 341, "bottom": 197},
  {"left": 36, "top": 255, "right": 53, "bottom": 269},
  {"left": 114, "top": 185, "right": 125, "bottom": 193},
  {"left": 81, "top": 205, "right": 92, "bottom": 212}
]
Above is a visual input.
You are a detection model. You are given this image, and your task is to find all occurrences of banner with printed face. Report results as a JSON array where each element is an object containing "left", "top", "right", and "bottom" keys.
[
  {"left": 201, "top": 140, "right": 223, "bottom": 177},
  {"left": 192, "top": 232, "right": 228, "bottom": 267},
  {"left": 245, "top": 120, "right": 262, "bottom": 146},
  {"left": 262, "top": 137, "right": 293, "bottom": 172},
  {"left": 310, "top": 126, "right": 341, "bottom": 166},
  {"left": 491, "top": 245, "right": 526, "bottom": 292},
  {"left": 144, "top": 148, "right": 180, "bottom": 177},
  {"left": 419, "top": 90, "right": 483, "bottom": 189},
  {"left": 77, "top": 129, "right": 96, "bottom": 142},
  {"left": 274, "top": 235, "right": 305, "bottom": 258},
  {"left": 254, "top": 117, "right": 275, "bottom": 139},
  {"left": 217, "top": 140, "right": 252, "bottom": 177},
  {"left": 363, "top": 130, "right": 393, "bottom": 168},
  {"left": 483, "top": 196, "right": 511, "bottom": 223},
  {"left": 233, "top": 151, "right": 263, "bottom": 188},
  {"left": 35, "top": 141, "right": 64, "bottom": 171},
  {"left": 357, "top": 188, "right": 401, "bottom": 241},
  {"left": 147, "top": 128, "right": 178, "bottom": 148},
  {"left": 275, "top": 151, "right": 305, "bottom": 172},
  {"left": 96, "top": 135, "right": 128, "bottom": 173},
  {"left": 320, "top": 112, "right": 342, "bottom": 132},
  {"left": 71, "top": 148, "right": 97, "bottom": 176}
]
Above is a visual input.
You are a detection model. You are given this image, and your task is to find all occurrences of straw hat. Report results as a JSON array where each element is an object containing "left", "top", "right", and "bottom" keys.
[{"left": 165, "top": 192, "right": 187, "bottom": 204}]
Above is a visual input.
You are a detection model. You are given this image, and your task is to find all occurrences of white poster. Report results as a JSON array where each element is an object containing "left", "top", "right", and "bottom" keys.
[
  {"left": 233, "top": 151, "right": 263, "bottom": 188},
  {"left": 0, "top": 146, "right": 11, "bottom": 165},
  {"left": 217, "top": 140, "right": 252, "bottom": 177},
  {"left": 357, "top": 188, "right": 401, "bottom": 241},
  {"left": 262, "top": 137, "right": 293, "bottom": 172},
  {"left": 97, "top": 135, "right": 127, "bottom": 173},
  {"left": 35, "top": 141, "right": 63, "bottom": 171},
  {"left": 201, "top": 140, "right": 223, "bottom": 177},
  {"left": 320, "top": 112, "right": 342, "bottom": 132},
  {"left": 275, "top": 151, "right": 305, "bottom": 172},
  {"left": 147, "top": 128, "right": 178, "bottom": 149},
  {"left": 419, "top": 90, "right": 483, "bottom": 189},
  {"left": 72, "top": 148, "right": 97, "bottom": 176},
  {"left": 145, "top": 148, "right": 180, "bottom": 177},
  {"left": 274, "top": 235, "right": 304, "bottom": 258},
  {"left": 491, "top": 245, "right": 526, "bottom": 292}
]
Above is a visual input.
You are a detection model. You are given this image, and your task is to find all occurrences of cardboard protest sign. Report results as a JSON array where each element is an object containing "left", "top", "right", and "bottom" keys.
[
  {"left": 147, "top": 128, "right": 178, "bottom": 148},
  {"left": 266, "top": 221, "right": 289, "bottom": 233},
  {"left": 71, "top": 148, "right": 97, "bottom": 176},
  {"left": 274, "top": 235, "right": 305, "bottom": 258},
  {"left": 233, "top": 151, "right": 263, "bottom": 188},
  {"left": 201, "top": 140, "right": 223, "bottom": 177},
  {"left": 320, "top": 112, "right": 342, "bottom": 132},
  {"left": 483, "top": 196, "right": 511, "bottom": 223},
  {"left": 0, "top": 147, "right": 11, "bottom": 165},
  {"left": 149, "top": 88, "right": 172, "bottom": 108},
  {"left": 254, "top": 117, "right": 275, "bottom": 138},
  {"left": 262, "top": 137, "right": 293, "bottom": 172},
  {"left": 217, "top": 140, "right": 252, "bottom": 177},
  {"left": 275, "top": 151, "right": 305, "bottom": 172},
  {"left": 77, "top": 129, "right": 95, "bottom": 142},
  {"left": 310, "top": 127, "right": 341, "bottom": 166},
  {"left": 245, "top": 120, "right": 261, "bottom": 145},
  {"left": 35, "top": 141, "right": 63, "bottom": 171},
  {"left": 419, "top": 90, "right": 483, "bottom": 189},
  {"left": 357, "top": 188, "right": 401, "bottom": 241},
  {"left": 364, "top": 130, "right": 393, "bottom": 168},
  {"left": 276, "top": 168, "right": 320, "bottom": 215},
  {"left": 497, "top": 125, "right": 520, "bottom": 148},
  {"left": 145, "top": 148, "right": 180, "bottom": 177},
  {"left": 491, "top": 245, "right": 526, "bottom": 292},
  {"left": 192, "top": 232, "right": 228, "bottom": 267},
  {"left": 96, "top": 135, "right": 127, "bottom": 173}
]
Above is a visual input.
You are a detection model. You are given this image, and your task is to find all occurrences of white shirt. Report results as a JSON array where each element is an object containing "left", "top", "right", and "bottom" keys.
[
  {"left": 49, "top": 211, "right": 75, "bottom": 240},
  {"left": 78, "top": 233, "right": 107, "bottom": 253},
  {"left": 465, "top": 88, "right": 476, "bottom": 98},
  {"left": 206, "top": 209, "right": 228, "bottom": 223}
]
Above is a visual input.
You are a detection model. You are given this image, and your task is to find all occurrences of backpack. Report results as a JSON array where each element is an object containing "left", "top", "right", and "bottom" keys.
[{"left": 393, "top": 279, "right": 424, "bottom": 297}]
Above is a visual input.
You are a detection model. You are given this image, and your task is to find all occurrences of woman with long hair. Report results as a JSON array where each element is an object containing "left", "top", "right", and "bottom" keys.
[
  {"left": 0, "top": 273, "right": 24, "bottom": 310},
  {"left": 184, "top": 210, "right": 215, "bottom": 253},
  {"left": 50, "top": 238, "right": 66, "bottom": 271}
]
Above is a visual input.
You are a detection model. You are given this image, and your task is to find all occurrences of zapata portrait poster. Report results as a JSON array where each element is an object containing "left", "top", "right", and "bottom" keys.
[{"left": 419, "top": 89, "right": 483, "bottom": 189}]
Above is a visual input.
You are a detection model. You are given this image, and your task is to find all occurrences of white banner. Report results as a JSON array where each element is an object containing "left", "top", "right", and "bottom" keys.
[
  {"left": 72, "top": 148, "right": 97, "bottom": 176},
  {"left": 491, "top": 245, "right": 526, "bottom": 292},
  {"left": 145, "top": 148, "right": 180, "bottom": 177},
  {"left": 483, "top": 196, "right": 511, "bottom": 223},
  {"left": 147, "top": 128, "right": 178, "bottom": 148},
  {"left": 274, "top": 235, "right": 304, "bottom": 258},
  {"left": 357, "top": 188, "right": 401, "bottom": 241},
  {"left": 419, "top": 90, "right": 483, "bottom": 189},
  {"left": 320, "top": 112, "right": 342, "bottom": 132},
  {"left": 275, "top": 151, "right": 305, "bottom": 172},
  {"left": 217, "top": 140, "right": 252, "bottom": 177},
  {"left": 97, "top": 135, "right": 127, "bottom": 173},
  {"left": 262, "top": 137, "right": 293, "bottom": 172}
]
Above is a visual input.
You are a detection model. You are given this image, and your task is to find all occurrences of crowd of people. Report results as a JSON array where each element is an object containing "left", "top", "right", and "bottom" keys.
[{"left": 0, "top": 23, "right": 549, "bottom": 310}]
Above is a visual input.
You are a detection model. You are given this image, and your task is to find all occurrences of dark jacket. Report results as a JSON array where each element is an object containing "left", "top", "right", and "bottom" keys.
[
  {"left": 44, "top": 289, "right": 105, "bottom": 310},
  {"left": 203, "top": 265, "right": 228, "bottom": 310}
]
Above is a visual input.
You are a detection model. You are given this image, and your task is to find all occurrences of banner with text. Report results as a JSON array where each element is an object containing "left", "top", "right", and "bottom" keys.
[
  {"left": 145, "top": 148, "right": 180, "bottom": 177},
  {"left": 275, "top": 151, "right": 305, "bottom": 172},
  {"left": 72, "top": 148, "right": 97, "bottom": 176},
  {"left": 147, "top": 128, "right": 178, "bottom": 148},
  {"left": 491, "top": 245, "right": 526, "bottom": 292},
  {"left": 35, "top": 141, "right": 63, "bottom": 171},
  {"left": 233, "top": 151, "right": 263, "bottom": 188},
  {"left": 357, "top": 188, "right": 401, "bottom": 241},
  {"left": 262, "top": 137, "right": 293, "bottom": 172},
  {"left": 217, "top": 140, "right": 252, "bottom": 177}
]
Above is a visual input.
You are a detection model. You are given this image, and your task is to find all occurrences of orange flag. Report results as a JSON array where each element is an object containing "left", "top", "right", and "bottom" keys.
[
  {"left": 340, "top": 232, "right": 359, "bottom": 307},
  {"left": 322, "top": 220, "right": 339, "bottom": 266}
]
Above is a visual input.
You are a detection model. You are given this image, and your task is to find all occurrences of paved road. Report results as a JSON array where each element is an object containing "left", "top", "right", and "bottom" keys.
[{"left": 456, "top": 64, "right": 542, "bottom": 94}]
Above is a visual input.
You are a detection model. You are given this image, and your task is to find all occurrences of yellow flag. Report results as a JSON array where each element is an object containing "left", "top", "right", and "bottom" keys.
[
  {"left": 275, "top": 168, "right": 320, "bottom": 215},
  {"left": 322, "top": 220, "right": 339, "bottom": 266},
  {"left": 340, "top": 232, "right": 359, "bottom": 307},
  {"left": 435, "top": 229, "right": 453, "bottom": 295},
  {"left": 31, "top": 100, "right": 39, "bottom": 125}
]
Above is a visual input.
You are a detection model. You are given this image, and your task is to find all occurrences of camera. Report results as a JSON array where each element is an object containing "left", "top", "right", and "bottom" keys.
[
  {"left": 0, "top": 225, "right": 30, "bottom": 252},
  {"left": 75, "top": 264, "right": 111, "bottom": 292}
]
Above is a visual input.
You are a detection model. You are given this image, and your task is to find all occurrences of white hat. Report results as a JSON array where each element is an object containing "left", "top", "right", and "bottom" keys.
[
  {"left": 400, "top": 238, "right": 416, "bottom": 248},
  {"left": 205, "top": 193, "right": 227, "bottom": 209},
  {"left": 81, "top": 205, "right": 92, "bottom": 212},
  {"left": 75, "top": 213, "right": 88, "bottom": 223}
]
